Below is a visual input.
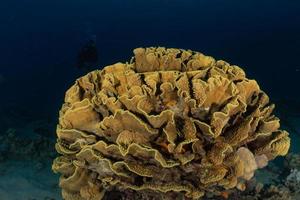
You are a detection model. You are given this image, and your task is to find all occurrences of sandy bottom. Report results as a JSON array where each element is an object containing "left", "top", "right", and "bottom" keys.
[{"left": 0, "top": 160, "right": 61, "bottom": 200}]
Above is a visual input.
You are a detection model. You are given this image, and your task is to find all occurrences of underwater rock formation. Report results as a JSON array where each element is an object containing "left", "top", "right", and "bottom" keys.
[{"left": 52, "top": 47, "right": 291, "bottom": 200}]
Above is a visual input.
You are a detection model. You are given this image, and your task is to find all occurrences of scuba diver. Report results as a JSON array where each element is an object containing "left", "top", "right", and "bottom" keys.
[{"left": 76, "top": 35, "right": 98, "bottom": 70}]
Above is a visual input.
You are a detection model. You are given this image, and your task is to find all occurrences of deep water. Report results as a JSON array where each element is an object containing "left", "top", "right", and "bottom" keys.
[{"left": 0, "top": 0, "right": 299, "bottom": 199}]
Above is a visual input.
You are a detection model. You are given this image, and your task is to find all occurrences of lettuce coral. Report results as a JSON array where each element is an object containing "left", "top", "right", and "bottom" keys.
[{"left": 52, "top": 47, "right": 290, "bottom": 199}]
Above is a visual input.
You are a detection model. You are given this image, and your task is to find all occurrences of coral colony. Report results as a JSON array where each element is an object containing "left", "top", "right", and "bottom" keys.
[{"left": 52, "top": 47, "right": 290, "bottom": 200}]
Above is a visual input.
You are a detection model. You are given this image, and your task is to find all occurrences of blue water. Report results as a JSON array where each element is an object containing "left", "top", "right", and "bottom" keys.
[{"left": 0, "top": 0, "right": 299, "bottom": 199}]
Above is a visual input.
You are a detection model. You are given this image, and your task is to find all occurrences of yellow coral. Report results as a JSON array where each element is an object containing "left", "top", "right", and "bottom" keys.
[{"left": 53, "top": 47, "right": 290, "bottom": 199}]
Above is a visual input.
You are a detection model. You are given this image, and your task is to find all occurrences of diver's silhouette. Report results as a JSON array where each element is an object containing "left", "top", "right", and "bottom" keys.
[{"left": 77, "top": 39, "right": 98, "bottom": 70}]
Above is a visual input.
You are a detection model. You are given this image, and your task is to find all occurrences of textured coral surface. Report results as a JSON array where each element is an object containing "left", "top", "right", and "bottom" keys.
[{"left": 52, "top": 47, "right": 290, "bottom": 200}]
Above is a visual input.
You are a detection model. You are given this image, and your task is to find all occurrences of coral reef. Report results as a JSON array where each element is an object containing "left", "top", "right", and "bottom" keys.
[
  {"left": 285, "top": 169, "right": 300, "bottom": 194},
  {"left": 229, "top": 184, "right": 293, "bottom": 200},
  {"left": 52, "top": 47, "right": 291, "bottom": 199},
  {"left": 0, "top": 122, "right": 56, "bottom": 163},
  {"left": 0, "top": 120, "right": 60, "bottom": 200},
  {"left": 229, "top": 167, "right": 300, "bottom": 200},
  {"left": 285, "top": 153, "right": 300, "bottom": 170}
]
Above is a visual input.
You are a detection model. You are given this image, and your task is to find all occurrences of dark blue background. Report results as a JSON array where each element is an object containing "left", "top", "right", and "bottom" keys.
[{"left": 0, "top": 0, "right": 299, "bottom": 129}]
